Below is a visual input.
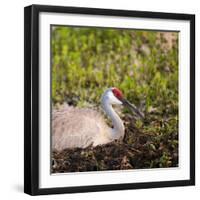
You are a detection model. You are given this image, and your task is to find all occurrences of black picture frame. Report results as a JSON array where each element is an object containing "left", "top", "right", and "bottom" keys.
[{"left": 24, "top": 4, "right": 195, "bottom": 196}]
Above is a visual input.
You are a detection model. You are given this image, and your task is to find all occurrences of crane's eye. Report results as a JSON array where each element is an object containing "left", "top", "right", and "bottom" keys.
[{"left": 112, "top": 88, "right": 123, "bottom": 100}]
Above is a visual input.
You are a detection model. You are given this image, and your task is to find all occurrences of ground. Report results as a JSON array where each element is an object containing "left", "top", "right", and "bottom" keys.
[{"left": 52, "top": 112, "right": 178, "bottom": 173}]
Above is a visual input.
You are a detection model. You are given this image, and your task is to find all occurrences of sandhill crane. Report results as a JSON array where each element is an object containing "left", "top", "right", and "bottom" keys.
[{"left": 52, "top": 87, "right": 144, "bottom": 151}]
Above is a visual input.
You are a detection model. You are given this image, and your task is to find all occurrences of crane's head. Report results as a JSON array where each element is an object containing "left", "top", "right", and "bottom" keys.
[{"left": 101, "top": 87, "right": 144, "bottom": 119}]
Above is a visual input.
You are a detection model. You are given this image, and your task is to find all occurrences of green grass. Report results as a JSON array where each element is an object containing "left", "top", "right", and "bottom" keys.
[{"left": 51, "top": 26, "right": 178, "bottom": 169}]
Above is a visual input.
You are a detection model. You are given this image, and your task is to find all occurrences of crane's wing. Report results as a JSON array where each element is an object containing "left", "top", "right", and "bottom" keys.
[{"left": 52, "top": 104, "right": 104, "bottom": 151}]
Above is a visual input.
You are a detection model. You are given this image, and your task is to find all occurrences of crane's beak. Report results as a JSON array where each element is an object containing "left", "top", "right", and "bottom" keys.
[{"left": 121, "top": 98, "right": 144, "bottom": 119}]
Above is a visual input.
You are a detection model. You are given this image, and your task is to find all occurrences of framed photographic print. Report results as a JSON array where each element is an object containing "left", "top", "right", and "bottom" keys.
[{"left": 24, "top": 4, "right": 195, "bottom": 195}]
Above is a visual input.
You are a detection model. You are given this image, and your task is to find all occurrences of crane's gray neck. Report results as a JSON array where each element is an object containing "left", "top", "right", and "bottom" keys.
[{"left": 102, "top": 100, "right": 125, "bottom": 140}]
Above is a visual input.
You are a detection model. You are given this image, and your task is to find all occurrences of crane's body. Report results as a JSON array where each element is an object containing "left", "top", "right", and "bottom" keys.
[{"left": 52, "top": 88, "right": 143, "bottom": 151}]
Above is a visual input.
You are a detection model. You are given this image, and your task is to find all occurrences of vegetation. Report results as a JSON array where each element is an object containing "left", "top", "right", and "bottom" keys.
[{"left": 51, "top": 26, "right": 178, "bottom": 172}]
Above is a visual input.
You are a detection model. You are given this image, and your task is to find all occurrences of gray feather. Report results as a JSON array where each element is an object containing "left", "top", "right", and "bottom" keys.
[{"left": 52, "top": 104, "right": 110, "bottom": 151}]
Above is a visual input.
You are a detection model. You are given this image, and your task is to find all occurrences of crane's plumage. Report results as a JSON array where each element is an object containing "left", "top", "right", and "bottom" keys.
[
  {"left": 52, "top": 88, "right": 143, "bottom": 151},
  {"left": 52, "top": 104, "right": 111, "bottom": 151}
]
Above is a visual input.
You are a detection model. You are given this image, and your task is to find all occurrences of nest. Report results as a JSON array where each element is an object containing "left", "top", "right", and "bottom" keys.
[{"left": 52, "top": 116, "right": 178, "bottom": 173}]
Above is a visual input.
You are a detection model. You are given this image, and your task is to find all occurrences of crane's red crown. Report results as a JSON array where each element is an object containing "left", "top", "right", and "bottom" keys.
[{"left": 112, "top": 88, "right": 123, "bottom": 100}]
